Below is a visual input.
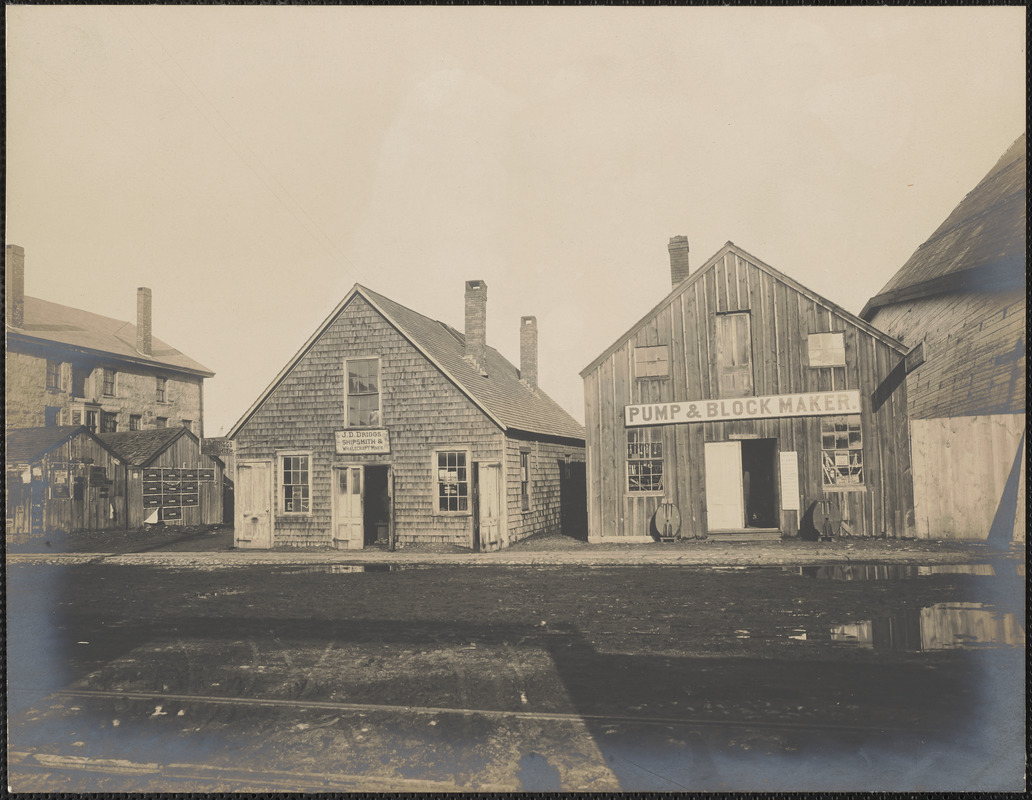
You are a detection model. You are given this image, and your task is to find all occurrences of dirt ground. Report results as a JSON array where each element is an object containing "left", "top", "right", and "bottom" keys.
[{"left": 6, "top": 558, "right": 1026, "bottom": 791}]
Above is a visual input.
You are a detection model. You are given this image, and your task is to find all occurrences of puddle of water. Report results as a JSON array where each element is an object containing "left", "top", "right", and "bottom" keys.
[
  {"left": 278, "top": 564, "right": 408, "bottom": 575},
  {"left": 794, "top": 564, "right": 995, "bottom": 581},
  {"left": 826, "top": 603, "right": 1025, "bottom": 652}
]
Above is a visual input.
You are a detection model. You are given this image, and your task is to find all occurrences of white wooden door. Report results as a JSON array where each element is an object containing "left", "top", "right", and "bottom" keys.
[
  {"left": 333, "top": 465, "right": 364, "bottom": 549},
  {"left": 235, "top": 460, "right": 273, "bottom": 548},
  {"left": 477, "top": 463, "right": 503, "bottom": 551},
  {"left": 705, "top": 442, "right": 744, "bottom": 530}
]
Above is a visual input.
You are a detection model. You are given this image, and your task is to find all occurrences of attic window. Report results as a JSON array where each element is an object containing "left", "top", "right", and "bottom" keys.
[
  {"left": 808, "top": 333, "right": 846, "bottom": 367},
  {"left": 346, "top": 357, "right": 381, "bottom": 427},
  {"left": 634, "top": 346, "right": 670, "bottom": 378}
]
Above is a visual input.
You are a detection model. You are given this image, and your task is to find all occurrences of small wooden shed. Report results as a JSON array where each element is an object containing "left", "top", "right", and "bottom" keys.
[
  {"left": 6, "top": 425, "right": 123, "bottom": 538},
  {"left": 98, "top": 427, "right": 224, "bottom": 527},
  {"left": 581, "top": 239, "right": 915, "bottom": 543}
]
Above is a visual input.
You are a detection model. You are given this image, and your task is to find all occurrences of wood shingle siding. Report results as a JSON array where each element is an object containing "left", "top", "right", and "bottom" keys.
[{"left": 230, "top": 285, "right": 585, "bottom": 550}]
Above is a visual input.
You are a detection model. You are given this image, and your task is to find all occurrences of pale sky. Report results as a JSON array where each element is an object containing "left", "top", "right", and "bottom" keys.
[{"left": 6, "top": 6, "right": 1025, "bottom": 434}]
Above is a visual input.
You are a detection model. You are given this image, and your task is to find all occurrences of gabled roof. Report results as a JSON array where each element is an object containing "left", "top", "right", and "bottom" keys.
[
  {"left": 6, "top": 296, "right": 214, "bottom": 377},
  {"left": 5, "top": 425, "right": 112, "bottom": 463},
  {"left": 861, "top": 133, "right": 1026, "bottom": 320},
  {"left": 228, "top": 285, "right": 585, "bottom": 443},
  {"left": 582, "top": 241, "right": 907, "bottom": 378},
  {"left": 97, "top": 427, "right": 197, "bottom": 467}
]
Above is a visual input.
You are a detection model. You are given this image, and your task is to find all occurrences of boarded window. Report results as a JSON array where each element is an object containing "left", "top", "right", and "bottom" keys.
[
  {"left": 102, "top": 368, "right": 116, "bottom": 397},
  {"left": 347, "top": 358, "right": 381, "bottom": 427},
  {"left": 716, "top": 312, "right": 753, "bottom": 397},
  {"left": 634, "top": 345, "right": 670, "bottom": 378},
  {"left": 821, "top": 415, "right": 864, "bottom": 487},
  {"left": 436, "top": 450, "right": 469, "bottom": 513},
  {"left": 45, "top": 406, "right": 61, "bottom": 427},
  {"left": 46, "top": 360, "right": 61, "bottom": 391},
  {"left": 808, "top": 332, "right": 846, "bottom": 367},
  {"left": 155, "top": 417, "right": 167, "bottom": 429},
  {"left": 627, "top": 428, "right": 664, "bottom": 492},
  {"left": 281, "top": 454, "right": 311, "bottom": 513},
  {"left": 520, "top": 449, "right": 531, "bottom": 511}
]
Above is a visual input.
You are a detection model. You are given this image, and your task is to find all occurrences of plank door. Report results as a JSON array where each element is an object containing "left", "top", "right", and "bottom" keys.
[
  {"left": 476, "top": 462, "right": 503, "bottom": 551},
  {"left": 235, "top": 460, "right": 273, "bottom": 548},
  {"left": 333, "top": 465, "right": 364, "bottom": 549},
  {"left": 704, "top": 441, "right": 744, "bottom": 530}
]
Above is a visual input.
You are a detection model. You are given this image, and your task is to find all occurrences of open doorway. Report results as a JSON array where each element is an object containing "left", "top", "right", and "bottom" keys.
[
  {"left": 741, "top": 439, "right": 778, "bottom": 528},
  {"left": 363, "top": 465, "right": 390, "bottom": 546}
]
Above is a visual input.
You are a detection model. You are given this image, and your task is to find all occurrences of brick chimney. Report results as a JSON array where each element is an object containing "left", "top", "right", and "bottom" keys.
[
  {"left": 520, "top": 316, "right": 538, "bottom": 390},
  {"left": 669, "top": 235, "right": 690, "bottom": 286},
  {"left": 137, "top": 287, "right": 153, "bottom": 355},
  {"left": 464, "top": 280, "right": 487, "bottom": 371},
  {"left": 5, "top": 244, "right": 25, "bottom": 328}
]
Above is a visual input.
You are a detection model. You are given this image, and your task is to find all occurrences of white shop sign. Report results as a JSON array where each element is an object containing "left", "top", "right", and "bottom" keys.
[
  {"left": 625, "top": 390, "right": 861, "bottom": 426},
  {"left": 335, "top": 429, "right": 390, "bottom": 454}
]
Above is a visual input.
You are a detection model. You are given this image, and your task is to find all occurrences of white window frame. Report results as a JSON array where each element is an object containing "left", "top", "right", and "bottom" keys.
[
  {"left": 519, "top": 447, "right": 532, "bottom": 511},
  {"left": 626, "top": 427, "right": 664, "bottom": 494},
  {"left": 808, "top": 332, "right": 846, "bottom": 368},
  {"left": 433, "top": 448, "right": 472, "bottom": 516},
  {"left": 278, "top": 450, "right": 314, "bottom": 516},
  {"left": 345, "top": 355, "right": 382, "bottom": 428},
  {"left": 820, "top": 415, "right": 865, "bottom": 490}
]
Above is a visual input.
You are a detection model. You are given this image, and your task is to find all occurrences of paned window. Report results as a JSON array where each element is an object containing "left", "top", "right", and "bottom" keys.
[
  {"left": 85, "top": 409, "right": 98, "bottom": 433},
  {"left": 634, "top": 346, "right": 670, "bottom": 378},
  {"left": 821, "top": 415, "right": 864, "bottom": 487},
  {"left": 156, "top": 376, "right": 167, "bottom": 403},
  {"left": 520, "top": 449, "right": 531, "bottom": 511},
  {"left": 627, "top": 428, "right": 664, "bottom": 492},
  {"left": 129, "top": 415, "right": 142, "bottom": 431},
  {"left": 716, "top": 312, "right": 753, "bottom": 397},
  {"left": 102, "top": 368, "right": 116, "bottom": 397},
  {"left": 46, "top": 360, "right": 61, "bottom": 391},
  {"left": 809, "top": 332, "right": 846, "bottom": 367},
  {"left": 280, "top": 454, "right": 311, "bottom": 513},
  {"left": 436, "top": 450, "right": 469, "bottom": 513},
  {"left": 347, "top": 358, "right": 380, "bottom": 427},
  {"left": 101, "top": 411, "right": 118, "bottom": 433}
]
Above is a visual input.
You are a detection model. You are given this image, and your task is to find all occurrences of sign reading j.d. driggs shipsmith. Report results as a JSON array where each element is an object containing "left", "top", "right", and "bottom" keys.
[
  {"left": 625, "top": 390, "right": 861, "bottom": 427},
  {"left": 335, "top": 429, "right": 390, "bottom": 454}
]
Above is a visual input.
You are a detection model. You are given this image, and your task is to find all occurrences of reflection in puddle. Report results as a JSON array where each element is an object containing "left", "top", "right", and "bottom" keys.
[
  {"left": 278, "top": 564, "right": 407, "bottom": 575},
  {"left": 829, "top": 603, "right": 1024, "bottom": 652},
  {"left": 795, "top": 563, "right": 996, "bottom": 581}
]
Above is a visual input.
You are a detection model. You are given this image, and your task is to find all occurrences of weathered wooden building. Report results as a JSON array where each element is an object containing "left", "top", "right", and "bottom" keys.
[
  {"left": 228, "top": 280, "right": 585, "bottom": 550},
  {"left": 5, "top": 244, "right": 214, "bottom": 436},
  {"left": 582, "top": 239, "right": 915, "bottom": 543},
  {"left": 6, "top": 426, "right": 123, "bottom": 538},
  {"left": 861, "top": 134, "right": 1026, "bottom": 544},
  {"left": 98, "top": 428, "right": 225, "bottom": 528}
]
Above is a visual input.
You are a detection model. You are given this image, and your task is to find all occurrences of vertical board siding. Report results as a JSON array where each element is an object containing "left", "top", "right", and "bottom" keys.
[{"left": 584, "top": 250, "right": 914, "bottom": 541}]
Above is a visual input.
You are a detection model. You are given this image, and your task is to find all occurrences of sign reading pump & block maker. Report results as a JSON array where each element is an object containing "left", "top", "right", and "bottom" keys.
[
  {"left": 625, "top": 390, "right": 862, "bottom": 426},
  {"left": 335, "top": 429, "right": 390, "bottom": 454}
]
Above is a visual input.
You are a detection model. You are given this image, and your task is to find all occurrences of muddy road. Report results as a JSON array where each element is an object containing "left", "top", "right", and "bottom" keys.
[{"left": 6, "top": 560, "right": 1025, "bottom": 791}]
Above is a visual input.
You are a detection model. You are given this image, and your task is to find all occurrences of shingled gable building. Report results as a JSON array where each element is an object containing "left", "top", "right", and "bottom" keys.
[
  {"left": 581, "top": 238, "right": 915, "bottom": 543},
  {"left": 227, "top": 280, "right": 586, "bottom": 551},
  {"left": 861, "top": 134, "right": 1026, "bottom": 544},
  {"left": 5, "top": 245, "right": 214, "bottom": 436}
]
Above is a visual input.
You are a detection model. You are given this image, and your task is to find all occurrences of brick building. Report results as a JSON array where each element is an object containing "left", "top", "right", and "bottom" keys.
[
  {"left": 861, "top": 134, "right": 1026, "bottom": 543},
  {"left": 5, "top": 245, "right": 214, "bottom": 437},
  {"left": 228, "top": 280, "right": 585, "bottom": 551}
]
